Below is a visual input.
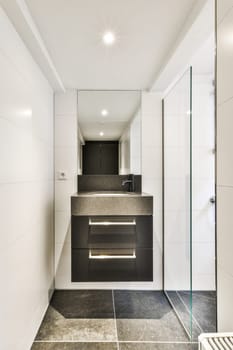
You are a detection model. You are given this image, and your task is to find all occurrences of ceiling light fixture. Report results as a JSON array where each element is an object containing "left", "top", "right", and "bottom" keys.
[
  {"left": 99, "top": 131, "right": 104, "bottom": 136},
  {"left": 102, "top": 31, "right": 115, "bottom": 46},
  {"left": 101, "top": 109, "right": 109, "bottom": 116}
]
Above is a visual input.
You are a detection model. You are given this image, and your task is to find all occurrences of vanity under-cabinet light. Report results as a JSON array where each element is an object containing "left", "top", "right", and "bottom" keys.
[
  {"left": 89, "top": 219, "right": 136, "bottom": 226},
  {"left": 102, "top": 31, "right": 115, "bottom": 45},
  {"left": 89, "top": 250, "right": 136, "bottom": 260}
]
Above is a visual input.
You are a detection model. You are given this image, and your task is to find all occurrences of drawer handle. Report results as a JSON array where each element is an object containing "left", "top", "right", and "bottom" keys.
[
  {"left": 89, "top": 219, "right": 136, "bottom": 226},
  {"left": 89, "top": 249, "right": 136, "bottom": 259}
]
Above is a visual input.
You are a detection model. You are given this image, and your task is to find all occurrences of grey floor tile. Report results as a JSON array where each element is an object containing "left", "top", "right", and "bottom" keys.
[
  {"left": 116, "top": 316, "right": 188, "bottom": 342},
  {"left": 178, "top": 291, "right": 217, "bottom": 333},
  {"left": 36, "top": 306, "right": 117, "bottom": 342},
  {"left": 166, "top": 291, "right": 201, "bottom": 340},
  {"left": 114, "top": 291, "right": 174, "bottom": 319},
  {"left": 119, "top": 343, "right": 198, "bottom": 350},
  {"left": 51, "top": 290, "right": 114, "bottom": 318},
  {"left": 31, "top": 343, "right": 118, "bottom": 350},
  {"left": 114, "top": 291, "right": 188, "bottom": 342}
]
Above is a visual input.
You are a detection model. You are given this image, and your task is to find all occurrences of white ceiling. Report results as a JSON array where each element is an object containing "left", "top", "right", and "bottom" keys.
[
  {"left": 24, "top": 0, "right": 198, "bottom": 90},
  {"left": 151, "top": 0, "right": 214, "bottom": 92},
  {"left": 191, "top": 35, "right": 215, "bottom": 75},
  {"left": 0, "top": 0, "right": 214, "bottom": 140},
  {"left": 78, "top": 90, "right": 141, "bottom": 140}
]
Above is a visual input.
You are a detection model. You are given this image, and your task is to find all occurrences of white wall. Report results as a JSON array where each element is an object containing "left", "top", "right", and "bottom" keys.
[
  {"left": 54, "top": 90, "right": 78, "bottom": 288},
  {"left": 141, "top": 92, "right": 163, "bottom": 289},
  {"left": 0, "top": 7, "right": 54, "bottom": 350},
  {"left": 216, "top": 0, "right": 233, "bottom": 331}
]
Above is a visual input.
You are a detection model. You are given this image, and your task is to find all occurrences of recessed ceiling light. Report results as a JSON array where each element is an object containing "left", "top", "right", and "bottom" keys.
[
  {"left": 102, "top": 31, "right": 115, "bottom": 46},
  {"left": 100, "top": 131, "right": 104, "bottom": 136},
  {"left": 101, "top": 109, "right": 108, "bottom": 116}
]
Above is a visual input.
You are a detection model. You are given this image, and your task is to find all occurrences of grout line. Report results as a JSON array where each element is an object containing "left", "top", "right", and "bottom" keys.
[
  {"left": 112, "top": 290, "right": 120, "bottom": 350},
  {"left": 34, "top": 340, "right": 198, "bottom": 344}
]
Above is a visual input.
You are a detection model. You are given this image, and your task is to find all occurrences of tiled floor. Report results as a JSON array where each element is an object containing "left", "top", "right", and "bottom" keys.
[
  {"left": 31, "top": 290, "right": 198, "bottom": 350},
  {"left": 166, "top": 290, "right": 217, "bottom": 339},
  {"left": 179, "top": 291, "right": 217, "bottom": 333}
]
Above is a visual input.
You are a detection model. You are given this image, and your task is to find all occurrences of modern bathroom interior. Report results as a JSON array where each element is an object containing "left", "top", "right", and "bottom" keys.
[{"left": 1, "top": 0, "right": 233, "bottom": 349}]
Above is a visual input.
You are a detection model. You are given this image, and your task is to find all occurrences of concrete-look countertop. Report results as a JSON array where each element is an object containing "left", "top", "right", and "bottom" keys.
[{"left": 71, "top": 191, "right": 153, "bottom": 216}]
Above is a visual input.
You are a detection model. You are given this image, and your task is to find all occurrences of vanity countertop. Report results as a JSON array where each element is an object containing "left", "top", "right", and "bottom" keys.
[
  {"left": 73, "top": 191, "right": 152, "bottom": 197},
  {"left": 71, "top": 191, "right": 153, "bottom": 216}
]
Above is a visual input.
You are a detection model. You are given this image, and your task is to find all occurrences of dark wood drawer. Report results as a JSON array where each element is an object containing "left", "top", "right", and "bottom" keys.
[
  {"left": 71, "top": 248, "right": 153, "bottom": 282},
  {"left": 72, "top": 216, "right": 152, "bottom": 249}
]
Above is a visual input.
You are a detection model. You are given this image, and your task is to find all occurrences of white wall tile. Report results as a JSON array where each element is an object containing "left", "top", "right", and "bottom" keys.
[
  {"left": 192, "top": 178, "right": 215, "bottom": 211},
  {"left": 142, "top": 92, "right": 163, "bottom": 289},
  {"left": 193, "top": 148, "right": 215, "bottom": 180},
  {"left": 217, "top": 186, "right": 233, "bottom": 276},
  {"left": 164, "top": 74, "right": 215, "bottom": 291},
  {"left": 55, "top": 90, "right": 77, "bottom": 116},
  {"left": 192, "top": 242, "right": 216, "bottom": 276},
  {"left": 55, "top": 211, "right": 71, "bottom": 245},
  {"left": 217, "top": 0, "right": 233, "bottom": 330},
  {"left": 55, "top": 115, "right": 77, "bottom": 147},
  {"left": 217, "top": 0, "right": 233, "bottom": 24},
  {"left": 142, "top": 115, "right": 162, "bottom": 148},
  {"left": 55, "top": 178, "right": 76, "bottom": 212},
  {"left": 217, "top": 7, "right": 233, "bottom": 105},
  {"left": 55, "top": 146, "right": 77, "bottom": 180},
  {"left": 142, "top": 147, "right": 162, "bottom": 179},
  {"left": 192, "top": 274, "right": 215, "bottom": 290},
  {"left": 164, "top": 178, "right": 188, "bottom": 211},
  {"left": 217, "top": 267, "right": 233, "bottom": 331},
  {"left": 217, "top": 99, "right": 233, "bottom": 186},
  {"left": 192, "top": 209, "right": 215, "bottom": 243},
  {"left": 164, "top": 210, "right": 188, "bottom": 244},
  {"left": 0, "top": 7, "right": 54, "bottom": 350},
  {"left": 141, "top": 92, "right": 162, "bottom": 116},
  {"left": 54, "top": 91, "right": 78, "bottom": 289},
  {"left": 164, "top": 242, "right": 191, "bottom": 290},
  {"left": 55, "top": 243, "right": 71, "bottom": 286}
]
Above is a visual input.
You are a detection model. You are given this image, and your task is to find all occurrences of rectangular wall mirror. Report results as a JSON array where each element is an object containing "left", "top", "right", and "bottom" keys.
[{"left": 77, "top": 90, "right": 141, "bottom": 175}]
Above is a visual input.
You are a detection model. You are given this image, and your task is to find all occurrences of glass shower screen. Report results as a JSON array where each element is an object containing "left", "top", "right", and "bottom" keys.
[{"left": 163, "top": 67, "right": 193, "bottom": 338}]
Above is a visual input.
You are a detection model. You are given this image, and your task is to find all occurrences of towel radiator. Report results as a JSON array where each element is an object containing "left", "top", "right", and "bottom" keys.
[{"left": 199, "top": 333, "right": 233, "bottom": 350}]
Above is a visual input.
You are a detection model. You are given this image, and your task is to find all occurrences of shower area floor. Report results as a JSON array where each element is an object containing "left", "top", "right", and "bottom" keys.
[
  {"left": 166, "top": 290, "right": 217, "bottom": 339},
  {"left": 31, "top": 290, "right": 198, "bottom": 350}
]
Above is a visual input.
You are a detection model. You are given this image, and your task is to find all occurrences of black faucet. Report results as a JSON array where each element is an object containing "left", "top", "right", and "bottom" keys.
[{"left": 121, "top": 174, "right": 135, "bottom": 192}]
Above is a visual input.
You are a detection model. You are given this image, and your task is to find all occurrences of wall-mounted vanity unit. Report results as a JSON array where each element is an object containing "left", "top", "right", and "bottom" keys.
[
  {"left": 72, "top": 90, "right": 153, "bottom": 282},
  {"left": 71, "top": 175, "right": 153, "bottom": 282}
]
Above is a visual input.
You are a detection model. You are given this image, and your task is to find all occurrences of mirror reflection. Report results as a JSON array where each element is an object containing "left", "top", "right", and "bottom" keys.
[{"left": 77, "top": 90, "right": 141, "bottom": 175}]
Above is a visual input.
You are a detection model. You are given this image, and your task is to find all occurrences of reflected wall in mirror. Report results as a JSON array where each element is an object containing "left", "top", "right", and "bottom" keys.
[{"left": 77, "top": 90, "right": 141, "bottom": 175}]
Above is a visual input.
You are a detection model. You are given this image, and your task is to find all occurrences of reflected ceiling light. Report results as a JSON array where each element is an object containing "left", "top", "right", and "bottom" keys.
[
  {"left": 20, "top": 109, "right": 32, "bottom": 118},
  {"left": 99, "top": 131, "right": 104, "bottom": 136},
  {"left": 101, "top": 109, "right": 109, "bottom": 117},
  {"left": 102, "top": 31, "right": 115, "bottom": 45}
]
